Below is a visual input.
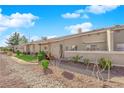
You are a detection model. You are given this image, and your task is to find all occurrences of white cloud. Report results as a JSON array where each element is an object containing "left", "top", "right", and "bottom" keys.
[
  {"left": 0, "top": 34, "right": 10, "bottom": 47},
  {"left": 86, "top": 5, "right": 119, "bottom": 14},
  {"left": 65, "top": 22, "right": 93, "bottom": 34},
  {"left": 0, "top": 27, "right": 7, "bottom": 32},
  {"left": 81, "top": 14, "right": 89, "bottom": 19},
  {"left": 0, "top": 40, "right": 7, "bottom": 47},
  {"left": 61, "top": 13, "right": 80, "bottom": 19},
  {"left": 0, "top": 8, "right": 38, "bottom": 32},
  {"left": 62, "top": 9, "right": 89, "bottom": 19},
  {"left": 8, "top": 13, "right": 38, "bottom": 28},
  {"left": 30, "top": 35, "right": 57, "bottom": 41},
  {"left": 75, "top": 9, "right": 84, "bottom": 13},
  {"left": 47, "top": 35, "right": 57, "bottom": 39},
  {"left": 30, "top": 36, "right": 40, "bottom": 41},
  {"left": 62, "top": 5, "right": 119, "bottom": 20}
]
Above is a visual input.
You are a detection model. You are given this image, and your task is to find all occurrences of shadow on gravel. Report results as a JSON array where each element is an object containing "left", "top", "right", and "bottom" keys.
[{"left": 62, "top": 71, "right": 75, "bottom": 80}]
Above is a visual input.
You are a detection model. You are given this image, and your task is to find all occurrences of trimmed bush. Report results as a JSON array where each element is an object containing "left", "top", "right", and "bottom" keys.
[
  {"left": 98, "top": 57, "right": 112, "bottom": 70},
  {"left": 37, "top": 51, "right": 46, "bottom": 61},
  {"left": 41, "top": 59, "right": 49, "bottom": 69}
]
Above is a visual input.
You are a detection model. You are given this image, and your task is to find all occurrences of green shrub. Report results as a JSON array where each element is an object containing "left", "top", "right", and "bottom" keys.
[
  {"left": 83, "top": 58, "right": 90, "bottom": 65},
  {"left": 37, "top": 51, "right": 46, "bottom": 61},
  {"left": 16, "top": 50, "right": 21, "bottom": 56},
  {"left": 41, "top": 59, "right": 49, "bottom": 69},
  {"left": 72, "top": 55, "right": 81, "bottom": 62},
  {"left": 98, "top": 57, "right": 112, "bottom": 70}
]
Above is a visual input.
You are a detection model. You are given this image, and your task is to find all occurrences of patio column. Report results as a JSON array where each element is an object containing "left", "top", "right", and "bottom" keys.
[
  {"left": 107, "top": 30, "right": 114, "bottom": 52},
  {"left": 110, "top": 31, "right": 114, "bottom": 51}
]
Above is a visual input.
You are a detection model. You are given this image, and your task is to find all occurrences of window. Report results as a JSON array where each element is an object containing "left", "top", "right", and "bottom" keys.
[
  {"left": 91, "top": 44, "right": 97, "bottom": 50},
  {"left": 86, "top": 44, "right": 97, "bottom": 51},
  {"left": 116, "top": 43, "right": 124, "bottom": 51},
  {"left": 86, "top": 45, "right": 90, "bottom": 50},
  {"left": 71, "top": 45, "right": 78, "bottom": 51},
  {"left": 44, "top": 46, "right": 47, "bottom": 50}
]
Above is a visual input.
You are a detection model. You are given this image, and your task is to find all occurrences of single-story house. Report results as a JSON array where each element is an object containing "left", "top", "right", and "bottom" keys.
[{"left": 14, "top": 25, "right": 124, "bottom": 58}]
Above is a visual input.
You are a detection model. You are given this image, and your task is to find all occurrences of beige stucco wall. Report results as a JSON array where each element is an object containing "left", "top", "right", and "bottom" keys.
[
  {"left": 62, "top": 31, "right": 107, "bottom": 51},
  {"left": 34, "top": 44, "right": 40, "bottom": 53},
  {"left": 23, "top": 45, "right": 27, "bottom": 53},
  {"left": 62, "top": 37, "right": 81, "bottom": 51},
  {"left": 14, "top": 30, "right": 108, "bottom": 58},
  {"left": 49, "top": 31, "right": 108, "bottom": 58},
  {"left": 26, "top": 45, "right": 30, "bottom": 53},
  {"left": 113, "top": 30, "right": 124, "bottom": 51},
  {"left": 64, "top": 51, "right": 124, "bottom": 67},
  {"left": 29, "top": 44, "right": 35, "bottom": 54},
  {"left": 80, "top": 32, "right": 107, "bottom": 50},
  {"left": 80, "top": 32, "right": 107, "bottom": 43},
  {"left": 50, "top": 37, "right": 83, "bottom": 58},
  {"left": 50, "top": 42, "right": 61, "bottom": 58}
]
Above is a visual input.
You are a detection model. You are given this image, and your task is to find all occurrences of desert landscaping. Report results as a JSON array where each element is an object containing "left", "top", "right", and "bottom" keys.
[{"left": 0, "top": 51, "right": 124, "bottom": 88}]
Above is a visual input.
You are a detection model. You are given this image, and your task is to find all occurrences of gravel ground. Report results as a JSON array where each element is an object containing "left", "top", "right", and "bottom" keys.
[{"left": 0, "top": 53, "right": 124, "bottom": 88}]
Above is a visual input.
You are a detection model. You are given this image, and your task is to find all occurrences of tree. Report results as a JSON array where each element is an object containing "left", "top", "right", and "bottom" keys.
[
  {"left": 6, "top": 32, "right": 28, "bottom": 51},
  {"left": 6, "top": 32, "right": 20, "bottom": 46},
  {"left": 19, "top": 35, "right": 28, "bottom": 44}
]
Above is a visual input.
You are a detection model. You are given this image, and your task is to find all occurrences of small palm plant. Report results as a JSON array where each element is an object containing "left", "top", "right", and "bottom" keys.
[{"left": 98, "top": 57, "right": 112, "bottom": 70}]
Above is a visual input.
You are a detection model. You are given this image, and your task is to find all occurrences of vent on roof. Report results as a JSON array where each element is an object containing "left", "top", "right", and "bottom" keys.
[{"left": 78, "top": 28, "right": 82, "bottom": 33}]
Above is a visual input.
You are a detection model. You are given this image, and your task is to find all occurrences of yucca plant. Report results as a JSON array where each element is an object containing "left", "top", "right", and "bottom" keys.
[
  {"left": 72, "top": 55, "right": 81, "bottom": 62},
  {"left": 98, "top": 57, "right": 112, "bottom": 70}
]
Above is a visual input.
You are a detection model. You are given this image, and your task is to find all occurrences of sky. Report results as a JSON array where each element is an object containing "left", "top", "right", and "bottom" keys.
[{"left": 0, "top": 5, "right": 124, "bottom": 47}]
